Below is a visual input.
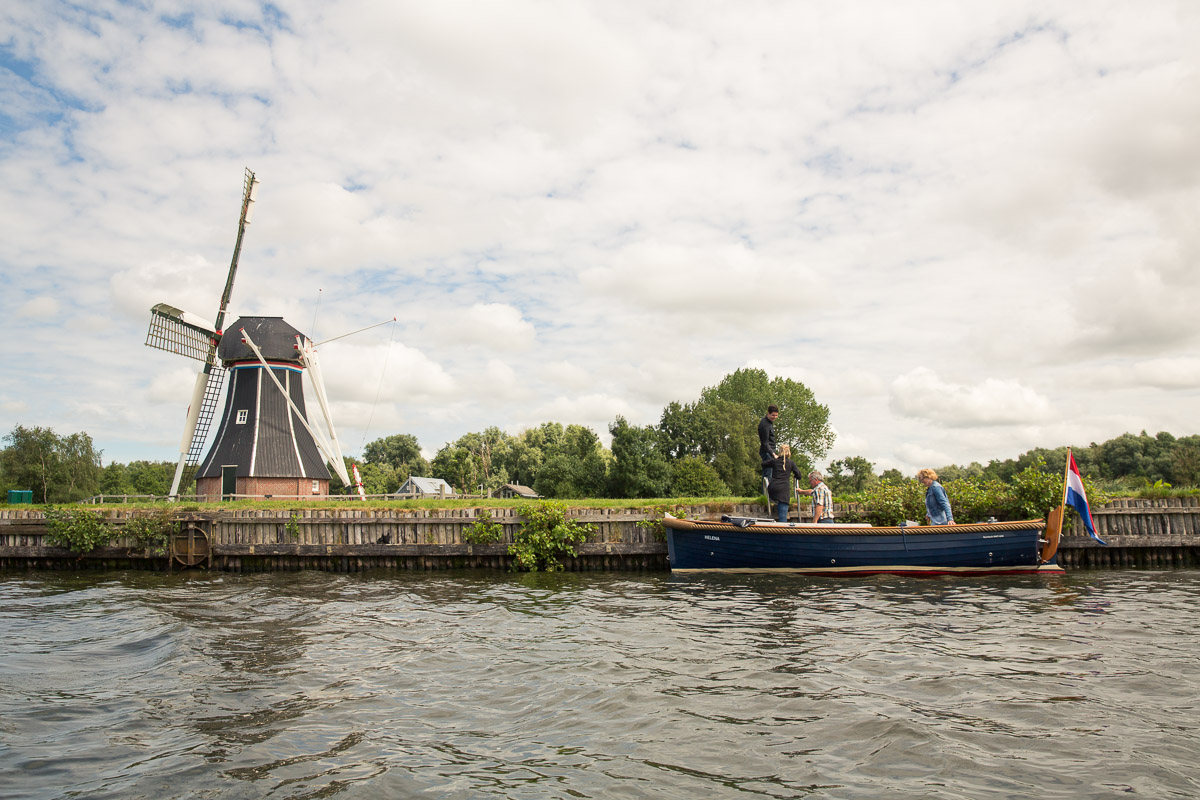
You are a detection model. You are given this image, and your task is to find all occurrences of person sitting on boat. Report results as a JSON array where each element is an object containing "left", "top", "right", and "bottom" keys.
[
  {"left": 918, "top": 468, "right": 955, "bottom": 525},
  {"left": 766, "top": 445, "right": 805, "bottom": 522},
  {"left": 797, "top": 469, "right": 835, "bottom": 523}
]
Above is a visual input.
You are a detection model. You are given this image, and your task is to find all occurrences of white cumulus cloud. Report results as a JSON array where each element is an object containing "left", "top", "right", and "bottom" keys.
[{"left": 889, "top": 367, "right": 1052, "bottom": 427}]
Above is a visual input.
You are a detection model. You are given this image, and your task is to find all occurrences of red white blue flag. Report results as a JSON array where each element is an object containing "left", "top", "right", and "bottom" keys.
[{"left": 1066, "top": 451, "right": 1106, "bottom": 545}]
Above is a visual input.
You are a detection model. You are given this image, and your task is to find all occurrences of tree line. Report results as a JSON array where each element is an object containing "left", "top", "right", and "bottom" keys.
[
  {"left": 816, "top": 431, "right": 1200, "bottom": 497},
  {"left": 336, "top": 368, "right": 833, "bottom": 498},
  {"left": 4, "top": 370, "right": 1198, "bottom": 503},
  {"left": 0, "top": 369, "right": 830, "bottom": 502}
]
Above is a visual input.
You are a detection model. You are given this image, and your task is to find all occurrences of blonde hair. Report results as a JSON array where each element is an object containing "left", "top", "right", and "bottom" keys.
[
  {"left": 779, "top": 444, "right": 792, "bottom": 458},
  {"left": 917, "top": 468, "right": 938, "bottom": 482}
]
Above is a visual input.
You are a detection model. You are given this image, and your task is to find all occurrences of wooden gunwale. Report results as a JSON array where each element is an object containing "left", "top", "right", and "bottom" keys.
[{"left": 665, "top": 517, "right": 1045, "bottom": 536}]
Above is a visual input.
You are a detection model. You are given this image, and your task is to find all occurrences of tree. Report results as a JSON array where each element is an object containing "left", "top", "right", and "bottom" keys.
[
  {"left": 496, "top": 423, "right": 563, "bottom": 488},
  {"left": 698, "top": 368, "right": 835, "bottom": 465},
  {"left": 362, "top": 434, "right": 430, "bottom": 482},
  {"left": 459, "top": 427, "right": 514, "bottom": 493},
  {"left": 1169, "top": 438, "right": 1200, "bottom": 487},
  {"left": 126, "top": 461, "right": 176, "bottom": 495},
  {"left": 431, "top": 443, "right": 475, "bottom": 493},
  {"left": 702, "top": 399, "right": 761, "bottom": 496},
  {"left": 608, "top": 416, "right": 671, "bottom": 498},
  {"left": 1095, "top": 432, "right": 1174, "bottom": 482},
  {"left": 826, "top": 456, "right": 878, "bottom": 495},
  {"left": 100, "top": 462, "right": 129, "bottom": 495},
  {"left": 428, "top": 428, "right": 516, "bottom": 494},
  {"left": 669, "top": 456, "right": 729, "bottom": 497},
  {"left": 0, "top": 425, "right": 102, "bottom": 503},
  {"left": 658, "top": 401, "right": 703, "bottom": 460},
  {"left": 935, "top": 461, "right": 985, "bottom": 482},
  {"left": 533, "top": 424, "right": 610, "bottom": 498},
  {"left": 357, "top": 461, "right": 400, "bottom": 495},
  {"left": 661, "top": 398, "right": 763, "bottom": 495}
]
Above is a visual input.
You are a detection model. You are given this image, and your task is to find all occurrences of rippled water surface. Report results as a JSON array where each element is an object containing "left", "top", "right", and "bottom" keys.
[{"left": 2, "top": 569, "right": 1199, "bottom": 799}]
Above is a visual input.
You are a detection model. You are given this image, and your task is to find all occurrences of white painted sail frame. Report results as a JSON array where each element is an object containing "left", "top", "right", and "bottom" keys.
[{"left": 239, "top": 328, "right": 352, "bottom": 487}]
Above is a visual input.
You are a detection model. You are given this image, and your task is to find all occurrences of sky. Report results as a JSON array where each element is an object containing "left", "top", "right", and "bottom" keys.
[{"left": 2, "top": 0, "right": 1198, "bottom": 476}]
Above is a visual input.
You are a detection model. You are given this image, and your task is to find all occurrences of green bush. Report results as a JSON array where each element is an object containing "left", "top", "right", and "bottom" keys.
[
  {"left": 843, "top": 480, "right": 925, "bottom": 525},
  {"left": 463, "top": 508, "right": 504, "bottom": 544},
  {"left": 43, "top": 507, "right": 113, "bottom": 553},
  {"left": 121, "top": 507, "right": 177, "bottom": 555},
  {"left": 1007, "top": 459, "right": 1063, "bottom": 518},
  {"left": 846, "top": 457, "right": 1112, "bottom": 526},
  {"left": 510, "top": 500, "right": 595, "bottom": 572},
  {"left": 635, "top": 504, "right": 690, "bottom": 541}
]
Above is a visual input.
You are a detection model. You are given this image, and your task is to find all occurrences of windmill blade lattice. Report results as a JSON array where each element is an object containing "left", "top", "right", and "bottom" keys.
[
  {"left": 145, "top": 303, "right": 220, "bottom": 364},
  {"left": 177, "top": 364, "right": 226, "bottom": 490}
]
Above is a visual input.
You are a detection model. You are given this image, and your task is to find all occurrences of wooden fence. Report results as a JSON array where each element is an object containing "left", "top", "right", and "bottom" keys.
[{"left": 2, "top": 498, "right": 1198, "bottom": 572}]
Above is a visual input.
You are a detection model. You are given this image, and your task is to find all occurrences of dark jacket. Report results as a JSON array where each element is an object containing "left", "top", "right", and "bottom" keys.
[
  {"left": 758, "top": 415, "right": 777, "bottom": 461},
  {"left": 766, "top": 456, "right": 805, "bottom": 503}
]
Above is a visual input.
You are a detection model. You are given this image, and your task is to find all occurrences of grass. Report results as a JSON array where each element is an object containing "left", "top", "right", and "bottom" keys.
[{"left": 5, "top": 496, "right": 755, "bottom": 512}]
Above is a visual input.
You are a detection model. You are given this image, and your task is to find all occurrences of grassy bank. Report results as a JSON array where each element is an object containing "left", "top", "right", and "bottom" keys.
[{"left": 4, "top": 497, "right": 752, "bottom": 512}]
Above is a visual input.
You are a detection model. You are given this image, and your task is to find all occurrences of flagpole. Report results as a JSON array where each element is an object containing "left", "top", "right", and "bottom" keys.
[
  {"left": 1039, "top": 448, "right": 1072, "bottom": 564},
  {"left": 1062, "top": 448, "right": 1071, "bottom": 508}
]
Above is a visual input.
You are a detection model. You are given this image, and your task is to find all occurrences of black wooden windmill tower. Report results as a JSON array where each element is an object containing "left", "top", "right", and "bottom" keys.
[{"left": 144, "top": 168, "right": 351, "bottom": 499}]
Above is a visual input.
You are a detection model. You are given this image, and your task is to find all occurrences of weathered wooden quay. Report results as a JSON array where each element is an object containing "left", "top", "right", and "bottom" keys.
[{"left": 1, "top": 498, "right": 1198, "bottom": 572}]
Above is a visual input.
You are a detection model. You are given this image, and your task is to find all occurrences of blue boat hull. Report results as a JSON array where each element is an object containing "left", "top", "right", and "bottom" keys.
[{"left": 664, "top": 517, "right": 1062, "bottom": 576}]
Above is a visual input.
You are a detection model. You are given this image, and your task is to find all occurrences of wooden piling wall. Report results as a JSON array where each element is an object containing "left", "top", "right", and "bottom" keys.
[
  {"left": 2, "top": 498, "right": 1198, "bottom": 572},
  {"left": 0, "top": 504, "right": 753, "bottom": 572}
]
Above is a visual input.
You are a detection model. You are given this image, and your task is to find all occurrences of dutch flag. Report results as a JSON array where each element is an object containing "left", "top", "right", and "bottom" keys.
[{"left": 1067, "top": 451, "right": 1106, "bottom": 545}]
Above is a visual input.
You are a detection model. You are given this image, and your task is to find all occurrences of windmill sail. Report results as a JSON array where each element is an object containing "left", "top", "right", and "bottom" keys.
[
  {"left": 145, "top": 303, "right": 220, "bottom": 364},
  {"left": 146, "top": 168, "right": 258, "bottom": 497},
  {"left": 239, "top": 327, "right": 352, "bottom": 487}
]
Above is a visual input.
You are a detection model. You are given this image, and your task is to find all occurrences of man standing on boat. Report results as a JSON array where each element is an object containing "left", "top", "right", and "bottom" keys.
[
  {"left": 797, "top": 470, "right": 835, "bottom": 523},
  {"left": 758, "top": 405, "right": 780, "bottom": 493},
  {"left": 918, "top": 468, "right": 955, "bottom": 525}
]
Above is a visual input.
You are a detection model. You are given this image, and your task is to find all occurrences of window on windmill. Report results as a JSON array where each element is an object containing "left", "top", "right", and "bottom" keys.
[
  {"left": 236, "top": 409, "right": 248, "bottom": 424},
  {"left": 311, "top": 480, "right": 319, "bottom": 494}
]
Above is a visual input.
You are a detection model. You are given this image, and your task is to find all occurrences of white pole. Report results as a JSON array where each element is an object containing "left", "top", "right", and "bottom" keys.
[
  {"left": 169, "top": 370, "right": 211, "bottom": 497},
  {"left": 296, "top": 337, "right": 347, "bottom": 476},
  {"left": 240, "top": 329, "right": 352, "bottom": 486}
]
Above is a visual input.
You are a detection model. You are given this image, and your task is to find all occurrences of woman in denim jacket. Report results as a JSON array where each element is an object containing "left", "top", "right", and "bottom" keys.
[{"left": 918, "top": 468, "right": 955, "bottom": 525}]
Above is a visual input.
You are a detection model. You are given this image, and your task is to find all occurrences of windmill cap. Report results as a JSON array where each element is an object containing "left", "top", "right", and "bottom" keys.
[{"left": 218, "top": 317, "right": 307, "bottom": 363}]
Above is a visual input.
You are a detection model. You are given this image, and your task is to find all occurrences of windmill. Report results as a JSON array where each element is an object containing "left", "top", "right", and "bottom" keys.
[{"left": 145, "top": 168, "right": 352, "bottom": 499}]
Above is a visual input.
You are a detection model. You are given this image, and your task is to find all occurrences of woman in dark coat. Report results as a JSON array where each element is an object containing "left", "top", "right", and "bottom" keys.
[{"left": 766, "top": 445, "right": 806, "bottom": 522}]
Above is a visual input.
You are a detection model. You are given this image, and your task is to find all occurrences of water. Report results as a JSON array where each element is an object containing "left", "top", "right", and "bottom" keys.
[{"left": 1, "top": 569, "right": 1198, "bottom": 800}]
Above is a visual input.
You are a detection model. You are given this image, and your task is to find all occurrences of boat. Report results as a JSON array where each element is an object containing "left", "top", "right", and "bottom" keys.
[{"left": 662, "top": 513, "right": 1065, "bottom": 576}]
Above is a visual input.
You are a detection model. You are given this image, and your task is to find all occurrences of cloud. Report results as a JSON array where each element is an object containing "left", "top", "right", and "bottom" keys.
[
  {"left": 540, "top": 360, "right": 593, "bottom": 392},
  {"left": 16, "top": 295, "right": 61, "bottom": 318},
  {"left": 428, "top": 303, "right": 536, "bottom": 351},
  {"left": 1064, "top": 231, "right": 1200, "bottom": 356},
  {"left": 462, "top": 358, "right": 528, "bottom": 403},
  {"left": 827, "top": 428, "right": 870, "bottom": 458},
  {"left": 894, "top": 441, "right": 957, "bottom": 471},
  {"left": 889, "top": 367, "right": 1052, "bottom": 427},
  {"left": 1, "top": 1, "right": 1196, "bottom": 471},
  {"left": 533, "top": 393, "right": 636, "bottom": 435},
  {"left": 316, "top": 341, "right": 456, "bottom": 404},
  {"left": 109, "top": 254, "right": 229, "bottom": 324},
  {"left": 147, "top": 365, "right": 201, "bottom": 406},
  {"left": 1131, "top": 358, "right": 1200, "bottom": 390},
  {"left": 0, "top": 396, "right": 30, "bottom": 417}
]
